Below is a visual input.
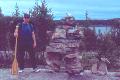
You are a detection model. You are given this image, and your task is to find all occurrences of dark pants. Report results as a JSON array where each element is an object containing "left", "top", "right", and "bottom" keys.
[{"left": 17, "top": 44, "right": 36, "bottom": 70}]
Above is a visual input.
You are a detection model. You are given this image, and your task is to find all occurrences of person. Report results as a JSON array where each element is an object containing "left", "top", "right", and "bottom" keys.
[{"left": 14, "top": 13, "right": 39, "bottom": 73}]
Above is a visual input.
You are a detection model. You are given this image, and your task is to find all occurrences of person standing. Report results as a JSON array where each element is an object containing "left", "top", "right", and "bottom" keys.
[{"left": 14, "top": 13, "right": 39, "bottom": 72}]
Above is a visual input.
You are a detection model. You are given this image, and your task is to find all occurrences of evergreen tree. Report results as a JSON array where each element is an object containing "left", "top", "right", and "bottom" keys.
[
  {"left": 12, "top": 3, "right": 20, "bottom": 17},
  {"left": 31, "top": 0, "right": 54, "bottom": 52},
  {"left": 0, "top": 7, "right": 3, "bottom": 17}
]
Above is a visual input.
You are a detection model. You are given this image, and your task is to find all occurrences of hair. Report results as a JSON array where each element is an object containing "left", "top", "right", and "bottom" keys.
[{"left": 24, "top": 13, "right": 30, "bottom": 18}]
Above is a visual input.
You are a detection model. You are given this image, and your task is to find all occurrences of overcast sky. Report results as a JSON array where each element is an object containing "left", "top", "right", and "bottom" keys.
[{"left": 0, "top": 0, "right": 120, "bottom": 20}]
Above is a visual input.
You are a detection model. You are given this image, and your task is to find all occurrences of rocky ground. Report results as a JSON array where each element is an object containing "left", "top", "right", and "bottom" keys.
[{"left": 0, "top": 68, "right": 120, "bottom": 80}]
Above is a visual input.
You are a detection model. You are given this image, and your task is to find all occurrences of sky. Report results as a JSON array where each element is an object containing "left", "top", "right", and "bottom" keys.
[{"left": 0, "top": 0, "right": 120, "bottom": 20}]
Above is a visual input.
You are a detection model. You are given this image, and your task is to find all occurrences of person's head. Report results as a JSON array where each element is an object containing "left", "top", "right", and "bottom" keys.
[{"left": 23, "top": 13, "right": 30, "bottom": 23}]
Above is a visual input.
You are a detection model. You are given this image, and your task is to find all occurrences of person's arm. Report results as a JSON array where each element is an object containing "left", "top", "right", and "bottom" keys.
[{"left": 32, "top": 31, "right": 36, "bottom": 48}]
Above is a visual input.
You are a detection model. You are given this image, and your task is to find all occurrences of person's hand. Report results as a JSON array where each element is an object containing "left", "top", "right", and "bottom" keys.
[
  {"left": 14, "top": 32, "right": 18, "bottom": 38},
  {"left": 33, "top": 42, "right": 36, "bottom": 48}
]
